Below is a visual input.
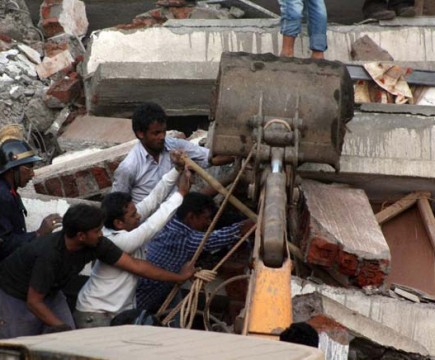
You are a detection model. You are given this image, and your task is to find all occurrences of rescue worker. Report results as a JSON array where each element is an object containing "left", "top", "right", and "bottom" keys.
[{"left": 0, "top": 125, "right": 61, "bottom": 261}]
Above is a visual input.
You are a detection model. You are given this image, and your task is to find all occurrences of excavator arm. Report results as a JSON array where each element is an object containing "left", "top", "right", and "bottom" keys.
[{"left": 208, "top": 52, "right": 354, "bottom": 339}]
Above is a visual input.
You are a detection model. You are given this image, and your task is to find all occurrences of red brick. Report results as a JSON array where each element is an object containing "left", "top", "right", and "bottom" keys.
[
  {"left": 40, "top": 4, "right": 52, "bottom": 19},
  {"left": 75, "top": 170, "right": 99, "bottom": 196},
  {"left": 44, "top": 177, "right": 63, "bottom": 197},
  {"left": 170, "top": 7, "right": 193, "bottom": 19},
  {"left": 356, "top": 260, "right": 389, "bottom": 288},
  {"left": 117, "top": 18, "right": 158, "bottom": 30},
  {"left": 44, "top": 41, "right": 68, "bottom": 58},
  {"left": 306, "top": 237, "right": 339, "bottom": 267},
  {"left": 107, "top": 159, "right": 121, "bottom": 176},
  {"left": 41, "top": 18, "right": 64, "bottom": 38},
  {"left": 220, "top": 261, "right": 248, "bottom": 302},
  {"left": 308, "top": 315, "right": 350, "bottom": 344},
  {"left": 337, "top": 251, "right": 359, "bottom": 276},
  {"left": 46, "top": 78, "right": 81, "bottom": 105},
  {"left": 60, "top": 174, "right": 79, "bottom": 197},
  {"left": 33, "top": 182, "right": 47, "bottom": 195},
  {"left": 148, "top": 8, "right": 167, "bottom": 20},
  {"left": 0, "top": 34, "right": 13, "bottom": 43},
  {"left": 90, "top": 166, "right": 112, "bottom": 189}
]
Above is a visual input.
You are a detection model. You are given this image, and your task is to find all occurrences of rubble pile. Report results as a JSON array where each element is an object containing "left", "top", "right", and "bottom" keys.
[{"left": 119, "top": 0, "right": 250, "bottom": 30}]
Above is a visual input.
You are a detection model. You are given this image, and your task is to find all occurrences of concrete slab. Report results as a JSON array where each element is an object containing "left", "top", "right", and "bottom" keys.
[
  {"left": 299, "top": 180, "right": 390, "bottom": 288},
  {"left": 33, "top": 140, "right": 137, "bottom": 198},
  {"left": 299, "top": 110, "right": 435, "bottom": 203},
  {"left": 83, "top": 20, "right": 435, "bottom": 117},
  {"left": 22, "top": 193, "right": 98, "bottom": 232},
  {"left": 57, "top": 114, "right": 135, "bottom": 151},
  {"left": 379, "top": 16, "right": 435, "bottom": 27},
  {"left": 86, "top": 61, "right": 216, "bottom": 116},
  {"left": 0, "top": 325, "right": 324, "bottom": 360},
  {"left": 292, "top": 277, "right": 435, "bottom": 356},
  {"left": 293, "top": 292, "right": 429, "bottom": 356}
]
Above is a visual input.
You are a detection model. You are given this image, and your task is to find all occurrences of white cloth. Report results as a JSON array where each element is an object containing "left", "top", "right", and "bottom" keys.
[
  {"left": 111, "top": 137, "right": 210, "bottom": 203},
  {"left": 76, "top": 168, "right": 183, "bottom": 315}
]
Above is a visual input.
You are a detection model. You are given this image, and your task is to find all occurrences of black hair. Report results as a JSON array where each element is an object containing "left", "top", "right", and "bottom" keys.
[
  {"left": 62, "top": 204, "right": 105, "bottom": 237},
  {"left": 176, "top": 192, "right": 217, "bottom": 220},
  {"left": 279, "top": 322, "right": 319, "bottom": 348},
  {"left": 132, "top": 102, "right": 167, "bottom": 134},
  {"left": 101, "top": 192, "right": 132, "bottom": 229}
]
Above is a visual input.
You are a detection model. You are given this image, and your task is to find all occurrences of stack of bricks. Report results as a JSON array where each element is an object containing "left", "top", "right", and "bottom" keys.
[
  {"left": 297, "top": 180, "right": 391, "bottom": 288},
  {"left": 33, "top": 140, "right": 136, "bottom": 198}
]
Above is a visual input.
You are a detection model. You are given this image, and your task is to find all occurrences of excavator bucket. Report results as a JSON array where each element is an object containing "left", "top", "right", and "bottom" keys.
[{"left": 209, "top": 52, "right": 354, "bottom": 170}]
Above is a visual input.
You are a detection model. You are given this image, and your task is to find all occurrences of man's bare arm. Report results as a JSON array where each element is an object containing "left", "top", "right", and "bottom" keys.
[
  {"left": 27, "top": 287, "right": 65, "bottom": 327},
  {"left": 114, "top": 253, "right": 195, "bottom": 283}
]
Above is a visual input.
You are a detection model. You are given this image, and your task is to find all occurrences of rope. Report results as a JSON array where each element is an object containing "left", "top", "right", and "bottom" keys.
[
  {"left": 179, "top": 270, "right": 217, "bottom": 329},
  {"left": 159, "top": 147, "right": 257, "bottom": 327}
]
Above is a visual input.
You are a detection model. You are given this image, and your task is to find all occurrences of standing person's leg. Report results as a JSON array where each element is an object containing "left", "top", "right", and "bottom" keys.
[
  {"left": 305, "top": 0, "right": 327, "bottom": 59},
  {"left": 388, "top": 0, "right": 416, "bottom": 17},
  {"left": 0, "top": 288, "right": 43, "bottom": 338},
  {"left": 279, "top": 0, "right": 304, "bottom": 57},
  {"left": 362, "top": 0, "right": 396, "bottom": 19},
  {"left": 41, "top": 291, "right": 76, "bottom": 333}
]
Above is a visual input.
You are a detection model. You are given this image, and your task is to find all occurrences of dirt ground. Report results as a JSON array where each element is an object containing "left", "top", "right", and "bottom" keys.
[{"left": 26, "top": 0, "right": 365, "bottom": 33}]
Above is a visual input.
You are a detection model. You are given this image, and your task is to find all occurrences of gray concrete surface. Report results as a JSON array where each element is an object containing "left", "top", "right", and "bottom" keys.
[
  {"left": 292, "top": 277, "right": 435, "bottom": 356},
  {"left": 299, "top": 110, "right": 435, "bottom": 203},
  {"left": 0, "top": 325, "right": 324, "bottom": 360}
]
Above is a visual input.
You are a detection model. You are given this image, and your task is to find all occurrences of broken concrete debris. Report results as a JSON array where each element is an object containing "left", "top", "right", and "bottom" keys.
[
  {"left": 298, "top": 180, "right": 391, "bottom": 288},
  {"left": 2, "top": 1, "right": 435, "bottom": 358}
]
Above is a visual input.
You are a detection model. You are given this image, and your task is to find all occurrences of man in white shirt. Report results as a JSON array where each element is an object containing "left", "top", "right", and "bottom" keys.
[
  {"left": 111, "top": 102, "right": 233, "bottom": 203},
  {"left": 74, "top": 165, "right": 191, "bottom": 328}
]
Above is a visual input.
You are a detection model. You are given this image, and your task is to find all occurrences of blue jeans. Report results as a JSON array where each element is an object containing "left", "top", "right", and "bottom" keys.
[
  {"left": 279, "top": 0, "right": 328, "bottom": 52},
  {"left": 0, "top": 288, "right": 75, "bottom": 339}
]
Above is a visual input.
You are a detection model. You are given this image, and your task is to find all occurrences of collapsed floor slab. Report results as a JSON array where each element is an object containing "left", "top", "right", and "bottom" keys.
[
  {"left": 299, "top": 108, "right": 435, "bottom": 202},
  {"left": 83, "top": 20, "right": 435, "bottom": 117},
  {"left": 57, "top": 114, "right": 135, "bottom": 151},
  {"left": 293, "top": 291, "right": 429, "bottom": 358},
  {"left": 292, "top": 277, "right": 435, "bottom": 356}
]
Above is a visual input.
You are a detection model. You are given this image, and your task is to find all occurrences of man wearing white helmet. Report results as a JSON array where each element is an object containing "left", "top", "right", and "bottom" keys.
[{"left": 0, "top": 125, "right": 61, "bottom": 261}]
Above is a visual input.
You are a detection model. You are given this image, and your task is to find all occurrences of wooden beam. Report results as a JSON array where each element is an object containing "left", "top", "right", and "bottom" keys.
[
  {"left": 376, "top": 191, "right": 431, "bottom": 225},
  {"left": 415, "top": 0, "right": 424, "bottom": 16},
  {"left": 417, "top": 198, "right": 435, "bottom": 252}
]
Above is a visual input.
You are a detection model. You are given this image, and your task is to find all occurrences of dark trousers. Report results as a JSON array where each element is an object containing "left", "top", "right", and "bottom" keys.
[
  {"left": 0, "top": 288, "right": 75, "bottom": 339},
  {"left": 363, "top": 0, "right": 415, "bottom": 11}
]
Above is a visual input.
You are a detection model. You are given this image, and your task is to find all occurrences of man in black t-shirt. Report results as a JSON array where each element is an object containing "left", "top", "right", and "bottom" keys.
[{"left": 0, "top": 204, "right": 195, "bottom": 339}]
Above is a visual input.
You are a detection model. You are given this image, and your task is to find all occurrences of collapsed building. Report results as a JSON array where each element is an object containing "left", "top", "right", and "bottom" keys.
[{"left": 2, "top": 0, "right": 435, "bottom": 359}]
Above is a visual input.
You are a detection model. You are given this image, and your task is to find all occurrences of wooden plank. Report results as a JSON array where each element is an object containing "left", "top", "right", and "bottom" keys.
[
  {"left": 375, "top": 191, "right": 431, "bottom": 225},
  {"left": 417, "top": 198, "right": 435, "bottom": 252},
  {"left": 415, "top": 0, "right": 425, "bottom": 16}
]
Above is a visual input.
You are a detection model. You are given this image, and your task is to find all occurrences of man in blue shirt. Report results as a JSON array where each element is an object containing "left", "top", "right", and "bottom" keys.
[
  {"left": 112, "top": 102, "right": 233, "bottom": 203},
  {"left": 136, "top": 192, "right": 254, "bottom": 312}
]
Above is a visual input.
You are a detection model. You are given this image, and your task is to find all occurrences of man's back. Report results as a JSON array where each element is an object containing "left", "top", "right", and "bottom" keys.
[{"left": 136, "top": 217, "right": 241, "bottom": 312}]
